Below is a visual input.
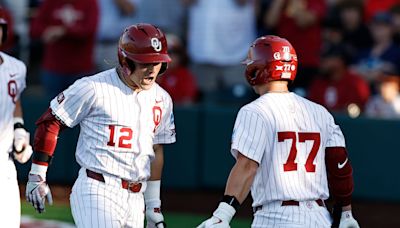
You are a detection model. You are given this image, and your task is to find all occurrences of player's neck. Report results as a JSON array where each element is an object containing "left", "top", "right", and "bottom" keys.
[
  {"left": 255, "top": 81, "right": 289, "bottom": 95},
  {"left": 116, "top": 67, "right": 141, "bottom": 92}
]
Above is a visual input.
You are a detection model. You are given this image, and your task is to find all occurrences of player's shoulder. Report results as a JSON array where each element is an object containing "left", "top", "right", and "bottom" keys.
[
  {"left": 154, "top": 83, "right": 173, "bottom": 104},
  {"left": 72, "top": 69, "right": 116, "bottom": 89},
  {"left": 85, "top": 68, "right": 115, "bottom": 82},
  {"left": 0, "top": 52, "right": 26, "bottom": 71},
  {"left": 295, "top": 93, "right": 335, "bottom": 119},
  {"left": 237, "top": 99, "right": 266, "bottom": 121}
]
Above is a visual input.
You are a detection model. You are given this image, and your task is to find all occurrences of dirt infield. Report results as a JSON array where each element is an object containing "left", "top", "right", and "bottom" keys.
[{"left": 20, "top": 185, "right": 400, "bottom": 228}]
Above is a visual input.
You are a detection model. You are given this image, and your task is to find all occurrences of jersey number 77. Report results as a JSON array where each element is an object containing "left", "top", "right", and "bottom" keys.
[{"left": 278, "top": 132, "right": 321, "bottom": 173}]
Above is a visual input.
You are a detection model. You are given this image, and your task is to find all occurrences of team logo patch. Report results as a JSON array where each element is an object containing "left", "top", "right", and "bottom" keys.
[
  {"left": 151, "top": 38, "right": 162, "bottom": 52},
  {"left": 57, "top": 92, "right": 65, "bottom": 104},
  {"left": 273, "top": 52, "right": 281, "bottom": 60},
  {"left": 8, "top": 80, "right": 18, "bottom": 104}
]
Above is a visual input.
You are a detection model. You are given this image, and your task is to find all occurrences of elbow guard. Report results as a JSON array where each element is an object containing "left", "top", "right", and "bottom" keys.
[
  {"left": 33, "top": 108, "right": 66, "bottom": 165},
  {"left": 325, "top": 147, "right": 354, "bottom": 206}
]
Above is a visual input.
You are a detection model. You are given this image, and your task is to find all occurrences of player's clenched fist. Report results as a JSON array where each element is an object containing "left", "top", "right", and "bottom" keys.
[
  {"left": 197, "top": 202, "right": 236, "bottom": 228},
  {"left": 339, "top": 211, "right": 360, "bottom": 228},
  {"left": 13, "top": 118, "right": 33, "bottom": 163},
  {"left": 26, "top": 174, "right": 53, "bottom": 213}
]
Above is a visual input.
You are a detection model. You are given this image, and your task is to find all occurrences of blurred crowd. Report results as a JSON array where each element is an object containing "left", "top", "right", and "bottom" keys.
[{"left": 1, "top": 0, "right": 400, "bottom": 119}]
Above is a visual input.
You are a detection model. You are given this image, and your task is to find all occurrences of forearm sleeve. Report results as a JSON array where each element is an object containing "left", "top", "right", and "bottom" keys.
[
  {"left": 325, "top": 147, "right": 354, "bottom": 206},
  {"left": 33, "top": 108, "right": 67, "bottom": 165}
]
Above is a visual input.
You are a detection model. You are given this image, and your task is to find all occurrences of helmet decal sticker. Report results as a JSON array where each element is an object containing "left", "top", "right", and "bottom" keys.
[{"left": 151, "top": 37, "right": 162, "bottom": 52}]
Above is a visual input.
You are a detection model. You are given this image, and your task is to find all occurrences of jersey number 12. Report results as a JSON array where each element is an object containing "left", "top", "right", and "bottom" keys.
[
  {"left": 278, "top": 132, "right": 321, "bottom": 173},
  {"left": 107, "top": 125, "right": 133, "bottom": 149}
]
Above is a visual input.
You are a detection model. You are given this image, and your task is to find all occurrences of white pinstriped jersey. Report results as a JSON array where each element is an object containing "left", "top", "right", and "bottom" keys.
[
  {"left": 50, "top": 68, "right": 176, "bottom": 182},
  {"left": 231, "top": 92, "right": 345, "bottom": 207},
  {"left": 0, "top": 52, "right": 27, "bottom": 168}
]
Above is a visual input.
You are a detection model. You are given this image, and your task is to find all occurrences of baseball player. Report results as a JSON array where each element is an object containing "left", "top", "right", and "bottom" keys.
[
  {"left": 0, "top": 13, "right": 33, "bottom": 227},
  {"left": 25, "top": 23, "right": 176, "bottom": 228},
  {"left": 198, "top": 36, "right": 360, "bottom": 228}
]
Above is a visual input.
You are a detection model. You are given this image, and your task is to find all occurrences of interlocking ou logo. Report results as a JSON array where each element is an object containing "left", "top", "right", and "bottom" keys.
[
  {"left": 151, "top": 38, "right": 162, "bottom": 52},
  {"left": 152, "top": 106, "right": 162, "bottom": 132},
  {"left": 8, "top": 80, "right": 18, "bottom": 104}
]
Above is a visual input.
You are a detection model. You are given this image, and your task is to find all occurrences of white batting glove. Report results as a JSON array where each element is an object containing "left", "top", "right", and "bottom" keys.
[
  {"left": 339, "top": 211, "right": 360, "bottom": 228},
  {"left": 146, "top": 201, "right": 166, "bottom": 228},
  {"left": 197, "top": 202, "right": 236, "bottom": 228},
  {"left": 145, "top": 180, "right": 166, "bottom": 228},
  {"left": 26, "top": 164, "right": 53, "bottom": 213}
]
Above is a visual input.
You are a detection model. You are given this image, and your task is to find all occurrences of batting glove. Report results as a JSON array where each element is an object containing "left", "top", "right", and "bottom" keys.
[
  {"left": 146, "top": 201, "right": 166, "bottom": 228},
  {"left": 339, "top": 211, "right": 360, "bottom": 228},
  {"left": 145, "top": 180, "right": 166, "bottom": 228},
  {"left": 26, "top": 173, "right": 53, "bottom": 213},
  {"left": 197, "top": 202, "right": 236, "bottom": 228}
]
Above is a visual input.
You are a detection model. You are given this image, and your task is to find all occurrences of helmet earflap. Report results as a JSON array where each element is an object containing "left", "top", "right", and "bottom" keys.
[
  {"left": 0, "top": 17, "right": 8, "bottom": 43},
  {"left": 118, "top": 48, "right": 132, "bottom": 76},
  {"left": 158, "top": 62, "right": 168, "bottom": 76}
]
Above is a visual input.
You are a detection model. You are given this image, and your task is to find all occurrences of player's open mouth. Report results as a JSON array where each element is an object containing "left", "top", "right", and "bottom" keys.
[{"left": 143, "top": 77, "right": 154, "bottom": 84}]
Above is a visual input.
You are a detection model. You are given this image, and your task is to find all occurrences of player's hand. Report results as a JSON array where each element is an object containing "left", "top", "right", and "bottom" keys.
[
  {"left": 197, "top": 202, "right": 236, "bottom": 228},
  {"left": 339, "top": 211, "right": 360, "bottom": 228},
  {"left": 197, "top": 216, "right": 230, "bottom": 228},
  {"left": 13, "top": 144, "right": 33, "bottom": 164},
  {"left": 146, "top": 205, "right": 166, "bottom": 228},
  {"left": 26, "top": 174, "right": 53, "bottom": 213},
  {"left": 13, "top": 127, "right": 33, "bottom": 163},
  {"left": 14, "top": 127, "right": 29, "bottom": 153}
]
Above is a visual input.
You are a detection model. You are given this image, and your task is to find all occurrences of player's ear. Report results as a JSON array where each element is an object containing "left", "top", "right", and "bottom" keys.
[
  {"left": 122, "top": 65, "right": 131, "bottom": 76},
  {"left": 120, "top": 58, "right": 132, "bottom": 76}
]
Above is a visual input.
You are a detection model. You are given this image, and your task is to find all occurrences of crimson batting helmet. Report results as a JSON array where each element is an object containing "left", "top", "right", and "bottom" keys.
[
  {"left": 118, "top": 23, "right": 171, "bottom": 75},
  {"left": 0, "top": 13, "right": 8, "bottom": 43},
  {"left": 242, "top": 35, "right": 297, "bottom": 86}
]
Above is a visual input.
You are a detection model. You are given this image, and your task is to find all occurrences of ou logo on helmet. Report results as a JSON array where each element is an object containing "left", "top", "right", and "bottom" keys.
[{"left": 151, "top": 38, "right": 162, "bottom": 52}]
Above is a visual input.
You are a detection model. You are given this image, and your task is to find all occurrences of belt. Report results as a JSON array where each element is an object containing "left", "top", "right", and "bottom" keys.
[
  {"left": 253, "top": 199, "right": 324, "bottom": 213},
  {"left": 86, "top": 169, "right": 142, "bottom": 193}
]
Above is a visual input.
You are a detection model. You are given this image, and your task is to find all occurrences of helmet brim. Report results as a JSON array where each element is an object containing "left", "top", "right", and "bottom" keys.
[{"left": 125, "top": 53, "right": 172, "bottom": 63}]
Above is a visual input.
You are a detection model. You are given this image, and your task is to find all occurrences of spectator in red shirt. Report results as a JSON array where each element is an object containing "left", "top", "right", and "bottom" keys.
[
  {"left": 157, "top": 34, "right": 198, "bottom": 105},
  {"left": 30, "top": 0, "right": 98, "bottom": 98},
  {"left": 308, "top": 45, "right": 370, "bottom": 112},
  {"left": 264, "top": 0, "right": 326, "bottom": 92},
  {"left": 364, "top": 0, "right": 399, "bottom": 22}
]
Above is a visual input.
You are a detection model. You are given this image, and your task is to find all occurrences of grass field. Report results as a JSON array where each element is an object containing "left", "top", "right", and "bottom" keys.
[{"left": 21, "top": 202, "right": 252, "bottom": 228}]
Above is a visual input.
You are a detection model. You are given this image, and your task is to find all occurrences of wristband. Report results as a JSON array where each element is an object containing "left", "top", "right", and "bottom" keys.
[
  {"left": 221, "top": 195, "right": 241, "bottom": 211},
  {"left": 30, "top": 163, "right": 48, "bottom": 178},
  {"left": 144, "top": 180, "right": 161, "bottom": 208},
  {"left": 32, "top": 151, "right": 53, "bottom": 165},
  {"left": 14, "top": 117, "right": 25, "bottom": 129}
]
